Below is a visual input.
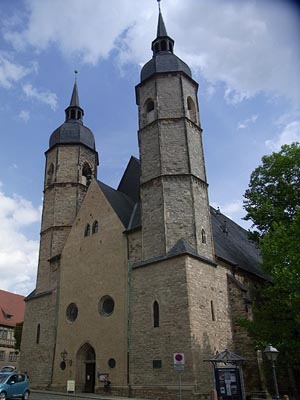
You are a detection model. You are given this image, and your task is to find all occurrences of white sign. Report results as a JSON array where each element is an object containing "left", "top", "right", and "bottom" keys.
[
  {"left": 67, "top": 380, "right": 75, "bottom": 394},
  {"left": 174, "top": 364, "right": 185, "bottom": 372},
  {"left": 173, "top": 353, "right": 185, "bottom": 365}
]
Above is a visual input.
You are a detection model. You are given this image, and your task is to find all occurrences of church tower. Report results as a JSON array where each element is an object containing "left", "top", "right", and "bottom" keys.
[
  {"left": 136, "top": 6, "right": 214, "bottom": 261},
  {"left": 20, "top": 79, "right": 98, "bottom": 384}
]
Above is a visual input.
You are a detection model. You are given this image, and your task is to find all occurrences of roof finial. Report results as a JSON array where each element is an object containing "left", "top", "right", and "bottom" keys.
[
  {"left": 74, "top": 69, "right": 78, "bottom": 83},
  {"left": 157, "top": 0, "right": 161, "bottom": 12}
]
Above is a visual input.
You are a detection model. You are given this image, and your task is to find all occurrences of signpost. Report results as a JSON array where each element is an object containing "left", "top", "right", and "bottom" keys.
[{"left": 174, "top": 353, "right": 184, "bottom": 400}]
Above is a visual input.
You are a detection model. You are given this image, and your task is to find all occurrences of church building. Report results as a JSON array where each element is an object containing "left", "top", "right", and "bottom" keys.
[{"left": 20, "top": 6, "right": 266, "bottom": 399}]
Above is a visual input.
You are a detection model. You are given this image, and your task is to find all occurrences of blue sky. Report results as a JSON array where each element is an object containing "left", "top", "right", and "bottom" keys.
[{"left": 0, "top": 0, "right": 299, "bottom": 295}]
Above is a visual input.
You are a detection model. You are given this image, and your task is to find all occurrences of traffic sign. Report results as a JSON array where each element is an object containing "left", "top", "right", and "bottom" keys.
[{"left": 173, "top": 353, "right": 185, "bottom": 365}]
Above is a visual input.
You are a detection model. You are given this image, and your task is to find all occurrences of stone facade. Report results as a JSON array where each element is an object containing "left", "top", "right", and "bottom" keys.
[{"left": 19, "top": 9, "right": 265, "bottom": 400}]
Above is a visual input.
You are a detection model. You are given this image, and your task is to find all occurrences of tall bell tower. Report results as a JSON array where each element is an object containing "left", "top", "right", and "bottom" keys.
[
  {"left": 136, "top": 6, "right": 214, "bottom": 261},
  {"left": 20, "top": 78, "right": 98, "bottom": 384}
]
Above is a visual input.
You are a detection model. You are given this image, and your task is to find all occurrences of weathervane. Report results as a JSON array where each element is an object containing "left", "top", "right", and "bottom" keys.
[
  {"left": 74, "top": 69, "right": 78, "bottom": 82},
  {"left": 157, "top": 0, "right": 161, "bottom": 11}
]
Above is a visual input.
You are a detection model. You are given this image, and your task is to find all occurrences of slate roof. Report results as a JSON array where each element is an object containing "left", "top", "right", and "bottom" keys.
[
  {"left": 0, "top": 290, "right": 25, "bottom": 327},
  {"left": 98, "top": 157, "right": 264, "bottom": 279},
  {"left": 49, "top": 121, "right": 96, "bottom": 151}
]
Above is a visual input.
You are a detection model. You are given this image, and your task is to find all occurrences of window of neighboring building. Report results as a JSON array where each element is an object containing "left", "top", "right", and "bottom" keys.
[
  {"left": 0, "top": 329, "right": 7, "bottom": 339},
  {"left": 99, "top": 296, "right": 115, "bottom": 317},
  {"left": 8, "top": 352, "right": 17, "bottom": 362},
  {"left": 84, "top": 224, "right": 90, "bottom": 237},
  {"left": 66, "top": 303, "right": 78, "bottom": 323},
  {"left": 36, "top": 324, "right": 40, "bottom": 344},
  {"left": 153, "top": 360, "right": 162, "bottom": 369},
  {"left": 92, "top": 220, "right": 98, "bottom": 234},
  {"left": 0, "top": 351, "right": 5, "bottom": 361},
  {"left": 153, "top": 301, "right": 160, "bottom": 328}
]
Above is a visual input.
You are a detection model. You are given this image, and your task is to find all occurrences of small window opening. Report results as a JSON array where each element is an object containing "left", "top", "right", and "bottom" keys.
[
  {"left": 161, "top": 40, "right": 167, "bottom": 51},
  {"left": 92, "top": 220, "right": 98, "bottom": 234},
  {"left": 201, "top": 229, "right": 206, "bottom": 244},
  {"left": 155, "top": 43, "right": 159, "bottom": 53},
  {"left": 47, "top": 163, "right": 54, "bottom": 186},
  {"left": 153, "top": 301, "right": 160, "bottom": 328},
  {"left": 153, "top": 360, "right": 162, "bottom": 369},
  {"left": 84, "top": 224, "right": 90, "bottom": 237},
  {"left": 77, "top": 111, "right": 81, "bottom": 120},
  {"left": 169, "top": 42, "right": 173, "bottom": 52},
  {"left": 82, "top": 163, "right": 92, "bottom": 186},
  {"left": 146, "top": 100, "right": 155, "bottom": 113},
  {"left": 36, "top": 324, "right": 40, "bottom": 344},
  {"left": 71, "top": 109, "right": 76, "bottom": 119},
  {"left": 210, "top": 301, "right": 215, "bottom": 321},
  {"left": 187, "top": 96, "right": 197, "bottom": 124}
]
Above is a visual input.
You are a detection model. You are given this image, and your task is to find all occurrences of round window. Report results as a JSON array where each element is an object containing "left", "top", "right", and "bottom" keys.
[
  {"left": 99, "top": 296, "right": 115, "bottom": 316},
  {"left": 66, "top": 303, "right": 78, "bottom": 322},
  {"left": 108, "top": 358, "right": 116, "bottom": 368}
]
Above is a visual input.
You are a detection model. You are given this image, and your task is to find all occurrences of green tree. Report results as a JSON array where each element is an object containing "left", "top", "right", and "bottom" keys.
[
  {"left": 244, "top": 142, "right": 300, "bottom": 237},
  {"left": 14, "top": 322, "right": 23, "bottom": 351},
  {"left": 241, "top": 142, "right": 300, "bottom": 392}
]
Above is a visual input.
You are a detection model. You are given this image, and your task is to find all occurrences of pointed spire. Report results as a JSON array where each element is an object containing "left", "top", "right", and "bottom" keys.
[
  {"left": 69, "top": 70, "right": 80, "bottom": 107},
  {"left": 152, "top": 1, "right": 174, "bottom": 55},
  {"left": 157, "top": 2, "right": 167, "bottom": 37},
  {"left": 65, "top": 71, "right": 84, "bottom": 122}
]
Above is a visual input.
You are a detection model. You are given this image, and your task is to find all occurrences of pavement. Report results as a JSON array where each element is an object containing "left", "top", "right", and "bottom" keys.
[{"left": 31, "top": 389, "right": 142, "bottom": 400}]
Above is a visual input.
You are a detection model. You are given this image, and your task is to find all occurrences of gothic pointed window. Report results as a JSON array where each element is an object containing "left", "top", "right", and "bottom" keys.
[
  {"left": 153, "top": 301, "right": 159, "bottom": 328},
  {"left": 84, "top": 224, "right": 90, "bottom": 237},
  {"left": 187, "top": 96, "right": 197, "bottom": 124},
  {"left": 92, "top": 220, "right": 98, "bottom": 234}
]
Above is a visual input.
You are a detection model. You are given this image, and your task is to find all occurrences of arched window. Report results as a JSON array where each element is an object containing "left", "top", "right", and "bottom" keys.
[
  {"left": 77, "top": 111, "right": 82, "bottom": 120},
  {"left": 155, "top": 43, "right": 159, "bottom": 53},
  {"left": 82, "top": 162, "right": 92, "bottom": 186},
  {"left": 84, "top": 224, "right": 90, "bottom": 237},
  {"left": 153, "top": 301, "right": 159, "bottom": 328},
  {"left": 201, "top": 229, "right": 206, "bottom": 244},
  {"left": 71, "top": 109, "right": 76, "bottom": 119},
  {"left": 144, "top": 99, "right": 155, "bottom": 125},
  {"left": 187, "top": 96, "right": 197, "bottom": 124},
  {"left": 161, "top": 40, "right": 167, "bottom": 51},
  {"left": 47, "top": 163, "right": 54, "bottom": 186},
  {"left": 92, "top": 220, "right": 98, "bottom": 234},
  {"left": 36, "top": 324, "right": 40, "bottom": 344}
]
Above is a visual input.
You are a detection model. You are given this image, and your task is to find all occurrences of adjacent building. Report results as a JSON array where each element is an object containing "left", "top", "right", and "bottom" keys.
[
  {"left": 0, "top": 290, "right": 25, "bottom": 370},
  {"left": 20, "top": 7, "right": 266, "bottom": 399}
]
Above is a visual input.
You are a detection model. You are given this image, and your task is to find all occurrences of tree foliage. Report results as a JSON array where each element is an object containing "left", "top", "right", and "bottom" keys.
[
  {"left": 14, "top": 322, "right": 23, "bottom": 351},
  {"left": 243, "top": 142, "right": 300, "bottom": 237},
  {"left": 241, "top": 142, "right": 300, "bottom": 372}
]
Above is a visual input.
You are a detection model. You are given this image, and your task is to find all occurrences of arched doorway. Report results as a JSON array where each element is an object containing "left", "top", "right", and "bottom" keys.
[{"left": 76, "top": 343, "right": 96, "bottom": 393}]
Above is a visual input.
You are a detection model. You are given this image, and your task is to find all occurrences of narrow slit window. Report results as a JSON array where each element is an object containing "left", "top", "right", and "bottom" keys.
[
  {"left": 36, "top": 323, "right": 40, "bottom": 344},
  {"left": 201, "top": 229, "right": 206, "bottom": 244},
  {"left": 153, "top": 301, "right": 159, "bottom": 328},
  {"left": 210, "top": 300, "right": 215, "bottom": 321}
]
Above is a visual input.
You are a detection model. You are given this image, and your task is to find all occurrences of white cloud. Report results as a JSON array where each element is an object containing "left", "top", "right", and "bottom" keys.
[
  {"left": 0, "top": 53, "right": 31, "bottom": 88},
  {"left": 0, "top": 189, "right": 41, "bottom": 295},
  {"left": 3, "top": 0, "right": 300, "bottom": 103},
  {"left": 18, "top": 109, "right": 30, "bottom": 123},
  {"left": 265, "top": 121, "right": 300, "bottom": 151},
  {"left": 237, "top": 114, "right": 258, "bottom": 130},
  {"left": 22, "top": 83, "right": 58, "bottom": 110}
]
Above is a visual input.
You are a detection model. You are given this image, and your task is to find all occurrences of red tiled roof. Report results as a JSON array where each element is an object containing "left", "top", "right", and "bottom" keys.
[{"left": 0, "top": 290, "right": 25, "bottom": 327}]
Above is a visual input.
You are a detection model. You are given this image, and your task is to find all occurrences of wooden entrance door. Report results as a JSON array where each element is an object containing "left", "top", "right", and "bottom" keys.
[{"left": 84, "top": 362, "right": 95, "bottom": 393}]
